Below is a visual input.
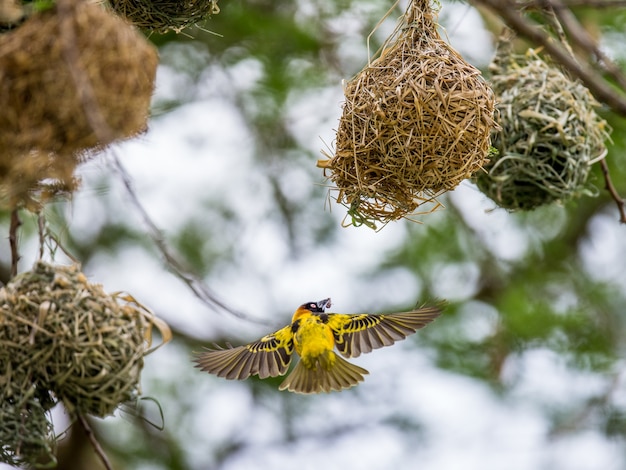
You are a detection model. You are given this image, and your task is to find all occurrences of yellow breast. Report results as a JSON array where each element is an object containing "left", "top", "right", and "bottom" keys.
[{"left": 292, "top": 314, "right": 335, "bottom": 360}]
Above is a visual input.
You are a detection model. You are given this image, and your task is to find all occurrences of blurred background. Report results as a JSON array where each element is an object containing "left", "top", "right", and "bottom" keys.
[{"left": 2, "top": 0, "right": 626, "bottom": 468}]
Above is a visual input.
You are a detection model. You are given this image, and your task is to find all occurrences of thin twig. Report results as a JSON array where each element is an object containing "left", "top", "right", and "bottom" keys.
[
  {"left": 44, "top": 228, "right": 80, "bottom": 263},
  {"left": 544, "top": 0, "right": 626, "bottom": 91},
  {"left": 599, "top": 159, "right": 626, "bottom": 223},
  {"left": 77, "top": 414, "right": 113, "bottom": 470},
  {"left": 109, "top": 153, "right": 272, "bottom": 326},
  {"left": 9, "top": 209, "right": 21, "bottom": 278},
  {"left": 472, "top": 0, "right": 626, "bottom": 116},
  {"left": 38, "top": 212, "right": 46, "bottom": 260},
  {"left": 56, "top": 0, "right": 269, "bottom": 326}
]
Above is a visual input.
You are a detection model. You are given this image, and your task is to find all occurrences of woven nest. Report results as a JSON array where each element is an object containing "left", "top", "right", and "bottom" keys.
[
  {"left": 0, "top": 0, "right": 158, "bottom": 207},
  {"left": 0, "top": 261, "right": 150, "bottom": 419},
  {"left": 108, "top": 0, "right": 220, "bottom": 33},
  {"left": 318, "top": 0, "right": 496, "bottom": 227},
  {"left": 0, "top": 372, "right": 56, "bottom": 468},
  {"left": 475, "top": 43, "right": 610, "bottom": 210}
]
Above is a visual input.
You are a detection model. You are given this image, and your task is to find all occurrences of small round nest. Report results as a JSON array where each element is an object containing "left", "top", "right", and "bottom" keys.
[
  {"left": 0, "top": 0, "right": 158, "bottom": 196},
  {"left": 475, "top": 45, "right": 610, "bottom": 210},
  {"left": 108, "top": 0, "right": 220, "bottom": 33},
  {"left": 318, "top": 0, "right": 496, "bottom": 227},
  {"left": 0, "top": 261, "right": 149, "bottom": 418}
]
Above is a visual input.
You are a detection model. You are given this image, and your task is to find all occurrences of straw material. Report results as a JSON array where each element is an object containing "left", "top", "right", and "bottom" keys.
[
  {"left": 108, "top": 0, "right": 220, "bottom": 33},
  {"left": 318, "top": 0, "right": 496, "bottom": 227},
  {"left": 475, "top": 44, "right": 610, "bottom": 210},
  {"left": 0, "top": 0, "right": 157, "bottom": 208},
  {"left": 0, "top": 262, "right": 149, "bottom": 418}
]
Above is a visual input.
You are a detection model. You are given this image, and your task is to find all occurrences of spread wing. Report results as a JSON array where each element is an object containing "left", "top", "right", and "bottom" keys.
[
  {"left": 194, "top": 325, "right": 294, "bottom": 380},
  {"left": 327, "top": 305, "right": 442, "bottom": 358}
]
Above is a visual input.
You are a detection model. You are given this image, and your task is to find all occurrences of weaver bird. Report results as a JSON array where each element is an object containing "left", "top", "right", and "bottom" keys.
[{"left": 194, "top": 298, "right": 442, "bottom": 394}]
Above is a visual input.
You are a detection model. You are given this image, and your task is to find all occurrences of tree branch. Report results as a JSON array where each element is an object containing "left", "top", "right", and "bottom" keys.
[
  {"left": 77, "top": 414, "right": 113, "bottom": 470},
  {"left": 599, "top": 159, "right": 626, "bottom": 223},
  {"left": 55, "top": 0, "right": 270, "bottom": 326},
  {"left": 472, "top": 0, "right": 626, "bottom": 116},
  {"left": 545, "top": 0, "right": 626, "bottom": 91},
  {"left": 9, "top": 209, "right": 21, "bottom": 278}
]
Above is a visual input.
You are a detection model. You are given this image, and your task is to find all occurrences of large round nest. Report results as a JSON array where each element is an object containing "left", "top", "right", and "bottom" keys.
[
  {"left": 0, "top": 261, "right": 149, "bottom": 418},
  {"left": 108, "top": 0, "right": 220, "bottom": 33},
  {"left": 318, "top": 0, "right": 496, "bottom": 227},
  {"left": 0, "top": 0, "right": 158, "bottom": 175},
  {"left": 475, "top": 46, "right": 610, "bottom": 210}
]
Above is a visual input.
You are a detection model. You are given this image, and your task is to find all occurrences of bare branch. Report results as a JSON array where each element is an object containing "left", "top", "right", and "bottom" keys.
[
  {"left": 77, "top": 414, "right": 113, "bottom": 470},
  {"left": 545, "top": 0, "right": 626, "bottom": 91},
  {"left": 599, "top": 159, "right": 626, "bottom": 223},
  {"left": 54, "top": 0, "right": 269, "bottom": 326},
  {"left": 109, "top": 154, "right": 272, "bottom": 326},
  {"left": 472, "top": 0, "right": 626, "bottom": 117},
  {"left": 9, "top": 209, "right": 21, "bottom": 278}
]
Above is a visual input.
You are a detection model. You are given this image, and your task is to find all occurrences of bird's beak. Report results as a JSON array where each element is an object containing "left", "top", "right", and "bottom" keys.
[{"left": 317, "top": 298, "right": 331, "bottom": 311}]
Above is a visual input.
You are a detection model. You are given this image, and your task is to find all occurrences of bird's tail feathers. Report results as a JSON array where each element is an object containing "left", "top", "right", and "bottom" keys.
[{"left": 278, "top": 353, "right": 368, "bottom": 394}]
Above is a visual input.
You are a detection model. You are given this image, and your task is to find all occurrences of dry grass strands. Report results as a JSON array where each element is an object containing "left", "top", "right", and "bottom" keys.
[
  {"left": 475, "top": 44, "right": 611, "bottom": 210},
  {"left": 318, "top": 0, "right": 496, "bottom": 227},
  {"left": 108, "top": 0, "right": 220, "bottom": 33},
  {"left": 0, "top": 261, "right": 151, "bottom": 418},
  {"left": 0, "top": 0, "right": 158, "bottom": 207}
]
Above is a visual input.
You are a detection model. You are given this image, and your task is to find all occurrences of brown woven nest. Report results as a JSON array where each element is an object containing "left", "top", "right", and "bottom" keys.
[
  {"left": 318, "top": 0, "right": 497, "bottom": 228},
  {"left": 475, "top": 42, "right": 611, "bottom": 210},
  {"left": 0, "top": 0, "right": 158, "bottom": 208},
  {"left": 108, "top": 0, "right": 220, "bottom": 33},
  {"left": 0, "top": 261, "right": 155, "bottom": 419}
]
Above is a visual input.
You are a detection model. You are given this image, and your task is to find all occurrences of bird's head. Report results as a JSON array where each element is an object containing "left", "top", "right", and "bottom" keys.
[
  {"left": 293, "top": 298, "right": 331, "bottom": 321},
  {"left": 306, "top": 298, "right": 331, "bottom": 312}
]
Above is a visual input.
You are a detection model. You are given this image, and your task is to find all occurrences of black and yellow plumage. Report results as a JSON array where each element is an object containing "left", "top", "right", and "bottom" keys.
[{"left": 194, "top": 298, "right": 442, "bottom": 394}]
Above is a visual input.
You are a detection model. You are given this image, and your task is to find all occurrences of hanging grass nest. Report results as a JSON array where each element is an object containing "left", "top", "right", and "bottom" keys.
[
  {"left": 475, "top": 41, "right": 611, "bottom": 211},
  {"left": 0, "top": 0, "right": 158, "bottom": 208},
  {"left": 107, "top": 0, "right": 220, "bottom": 33},
  {"left": 0, "top": 261, "right": 163, "bottom": 419},
  {"left": 0, "top": 372, "right": 57, "bottom": 468},
  {"left": 318, "top": 0, "right": 497, "bottom": 227}
]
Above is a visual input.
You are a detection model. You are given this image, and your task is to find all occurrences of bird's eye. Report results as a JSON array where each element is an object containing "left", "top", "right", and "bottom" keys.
[{"left": 310, "top": 303, "right": 316, "bottom": 309}]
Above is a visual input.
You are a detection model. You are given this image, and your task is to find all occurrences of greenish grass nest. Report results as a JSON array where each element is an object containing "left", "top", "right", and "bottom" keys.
[
  {"left": 0, "top": 372, "right": 57, "bottom": 468},
  {"left": 108, "top": 0, "right": 220, "bottom": 33},
  {"left": 0, "top": 262, "right": 149, "bottom": 448},
  {"left": 0, "top": 0, "right": 158, "bottom": 209},
  {"left": 475, "top": 46, "right": 611, "bottom": 211},
  {"left": 318, "top": 0, "right": 496, "bottom": 227}
]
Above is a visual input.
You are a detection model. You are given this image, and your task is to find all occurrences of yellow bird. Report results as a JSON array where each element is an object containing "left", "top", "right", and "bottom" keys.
[{"left": 194, "top": 298, "right": 442, "bottom": 394}]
